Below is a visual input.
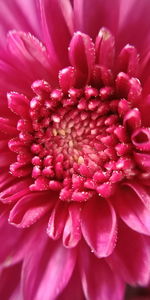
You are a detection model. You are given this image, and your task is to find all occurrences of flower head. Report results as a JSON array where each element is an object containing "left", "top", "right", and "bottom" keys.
[{"left": 0, "top": 0, "right": 150, "bottom": 299}]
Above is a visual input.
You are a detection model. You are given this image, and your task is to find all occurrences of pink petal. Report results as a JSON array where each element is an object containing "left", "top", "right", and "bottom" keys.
[
  {"left": 7, "top": 31, "right": 54, "bottom": 82},
  {"left": 22, "top": 238, "right": 77, "bottom": 300},
  {"left": 95, "top": 27, "right": 115, "bottom": 69},
  {"left": 47, "top": 201, "right": 68, "bottom": 240},
  {"left": 112, "top": 185, "right": 150, "bottom": 235},
  {"left": 125, "top": 181, "right": 150, "bottom": 209},
  {"left": 57, "top": 267, "right": 84, "bottom": 300},
  {"left": 134, "top": 152, "right": 150, "bottom": 171},
  {"left": 39, "top": 0, "right": 73, "bottom": 69},
  {"left": 117, "top": 44, "right": 139, "bottom": 77},
  {"left": 7, "top": 92, "right": 29, "bottom": 118},
  {"left": 0, "top": 179, "right": 31, "bottom": 203},
  {"left": 9, "top": 192, "right": 55, "bottom": 228},
  {"left": 0, "top": 213, "right": 33, "bottom": 268},
  {"left": 132, "top": 127, "right": 150, "bottom": 151},
  {"left": 79, "top": 242, "right": 125, "bottom": 300},
  {"left": 63, "top": 203, "right": 82, "bottom": 248},
  {"left": 107, "top": 221, "right": 150, "bottom": 285},
  {"left": 81, "top": 197, "right": 117, "bottom": 257},
  {"left": 118, "top": 0, "right": 150, "bottom": 54},
  {"left": 0, "top": 263, "right": 22, "bottom": 300},
  {"left": 74, "top": 0, "right": 120, "bottom": 39},
  {"left": 0, "top": 60, "right": 31, "bottom": 98},
  {"left": 0, "top": 118, "right": 17, "bottom": 135},
  {"left": 0, "top": 0, "right": 41, "bottom": 50},
  {"left": 69, "top": 31, "right": 95, "bottom": 84}
]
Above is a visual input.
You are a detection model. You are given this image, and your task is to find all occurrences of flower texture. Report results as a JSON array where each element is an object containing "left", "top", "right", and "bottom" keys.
[{"left": 0, "top": 0, "right": 150, "bottom": 299}]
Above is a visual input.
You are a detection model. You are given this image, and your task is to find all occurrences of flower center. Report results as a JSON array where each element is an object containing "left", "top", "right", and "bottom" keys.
[
  {"left": 8, "top": 69, "right": 141, "bottom": 202},
  {"left": 7, "top": 29, "right": 146, "bottom": 202}
]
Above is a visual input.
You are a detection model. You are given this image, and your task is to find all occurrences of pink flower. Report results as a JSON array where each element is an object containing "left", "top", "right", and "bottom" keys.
[{"left": 0, "top": 0, "right": 150, "bottom": 299}]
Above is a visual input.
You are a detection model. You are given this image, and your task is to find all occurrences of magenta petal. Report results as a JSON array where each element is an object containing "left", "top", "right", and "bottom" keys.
[
  {"left": 7, "top": 92, "right": 29, "bottom": 118},
  {"left": 57, "top": 267, "right": 84, "bottom": 300},
  {"left": 113, "top": 185, "right": 150, "bottom": 235},
  {"left": 0, "top": 214, "right": 33, "bottom": 268},
  {"left": 81, "top": 197, "right": 117, "bottom": 257},
  {"left": 117, "top": 44, "right": 139, "bottom": 76},
  {"left": 79, "top": 242, "right": 125, "bottom": 300},
  {"left": 132, "top": 127, "right": 150, "bottom": 151},
  {"left": 123, "top": 108, "right": 141, "bottom": 132},
  {"left": 118, "top": 0, "right": 150, "bottom": 54},
  {"left": 39, "top": 0, "right": 73, "bottom": 69},
  {"left": 69, "top": 32, "right": 95, "bottom": 82},
  {"left": 0, "top": 118, "right": 17, "bottom": 135},
  {"left": 74, "top": 0, "right": 120, "bottom": 39},
  {"left": 0, "top": 263, "right": 22, "bottom": 300},
  {"left": 95, "top": 27, "right": 115, "bottom": 68},
  {"left": 0, "top": 179, "right": 31, "bottom": 203},
  {"left": 134, "top": 152, "right": 150, "bottom": 171},
  {"left": 107, "top": 221, "right": 150, "bottom": 285},
  {"left": 0, "top": 0, "right": 41, "bottom": 50},
  {"left": 47, "top": 201, "right": 68, "bottom": 240},
  {"left": 22, "top": 238, "right": 77, "bottom": 300},
  {"left": 63, "top": 203, "right": 82, "bottom": 248},
  {"left": 8, "top": 192, "right": 54, "bottom": 228},
  {"left": 7, "top": 31, "right": 54, "bottom": 82},
  {"left": 125, "top": 181, "right": 150, "bottom": 209}
]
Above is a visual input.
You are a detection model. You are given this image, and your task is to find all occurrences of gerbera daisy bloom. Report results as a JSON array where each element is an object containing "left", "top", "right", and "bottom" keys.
[{"left": 0, "top": 0, "right": 150, "bottom": 299}]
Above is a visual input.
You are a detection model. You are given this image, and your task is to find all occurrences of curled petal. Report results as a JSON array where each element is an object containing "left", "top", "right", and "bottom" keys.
[
  {"left": 7, "top": 30, "right": 53, "bottom": 81},
  {"left": 9, "top": 192, "right": 54, "bottom": 228},
  {"left": 63, "top": 203, "right": 82, "bottom": 248},
  {"left": 123, "top": 108, "right": 141, "bottom": 132},
  {"left": 95, "top": 27, "right": 115, "bottom": 68},
  {"left": 47, "top": 201, "right": 68, "bottom": 240},
  {"left": 132, "top": 127, "right": 150, "bottom": 151},
  {"left": 81, "top": 197, "right": 117, "bottom": 257},
  {"left": 117, "top": 44, "right": 139, "bottom": 76},
  {"left": 69, "top": 31, "right": 95, "bottom": 83},
  {"left": 7, "top": 92, "right": 29, "bottom": 118},
  {"left": 59, "top": 67, "right": 76, "bottom": 93}
]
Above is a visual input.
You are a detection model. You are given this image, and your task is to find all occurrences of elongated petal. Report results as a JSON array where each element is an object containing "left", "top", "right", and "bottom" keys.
[
  {"left": 0, "top": 0, "right": 41, "bottom": 50},
  {"left": 69, "top": 32, "right": 95, "bottom": 83},
  {"left": 47, "top": 201, "right": 68, "bottom": 240},
  {"left": 118, "top": 0, "right": 150, "bottom": 54},
  {"left": 9, "top": 192, "right": 55, "bottom": 228},
  {"left": 63, "top": 203, "right": 82, "bottom": 248},
  {"left": 79, "top": 242, "right": 125, "bottom": 300},
  {"left": 0, "top": 179, "right": 31, "bottom": 203},
  {"left": 7, "top": 31, "right": 54, "bottom": 82},
  {"left": 0, "top": 118, "right": 17, "bottom": 135},
  {"left": 107, "top": 221, "right": 150, "bottom": 285},
  {"left": 134, "top": 152, "right": 150, "bottom": 171},
  {"left": 113, "top": 185, "right": 150, "bottom": 235},
  {"left": 74, "top": 0, "right": 120, "bottom": 39},
  {"left": 95, "top": 27, "right": 115, "bottom": 68},
  {"left": 81, "top": 197, "right": 117, "bottom": 257},
  {"left": 57, "top": 267, "right": 84, "bottom": 300},
  {"left": 39, "top": 0, "right": 73, "bottom": 69},
  {"left": 22, "top": 238, "right": 77, "bottom": 300},
  {"left": 0, "top": 263, "right": 22, "bottom": 300}
]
